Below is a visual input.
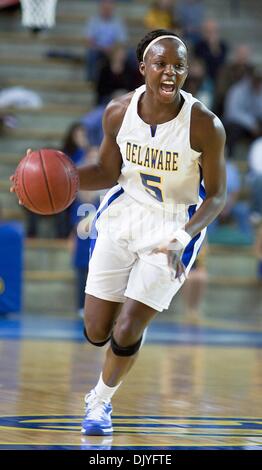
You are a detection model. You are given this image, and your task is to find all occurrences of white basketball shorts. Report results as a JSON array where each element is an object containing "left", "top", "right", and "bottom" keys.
[{"left": 85, "top": 185, "right": 206, "bottom": 312}]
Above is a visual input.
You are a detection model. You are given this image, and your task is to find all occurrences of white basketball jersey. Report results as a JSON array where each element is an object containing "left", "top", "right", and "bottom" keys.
[{"left": 117, "top": 85, "right": 205, "bottom": 214}]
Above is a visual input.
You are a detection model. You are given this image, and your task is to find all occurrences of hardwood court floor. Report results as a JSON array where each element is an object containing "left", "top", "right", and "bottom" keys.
[{"left": 0, "top": 311, "right": 262, "bottom": 450}]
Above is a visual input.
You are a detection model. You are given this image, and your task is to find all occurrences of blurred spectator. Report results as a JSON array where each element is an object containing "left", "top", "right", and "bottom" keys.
[
  {"left": 96, "top": 44, "right": 141, "bottom": 104},
  {"left": 84, "top": 0, "right": 128, "bottom": 81},
  {"left": 194, "top": 19, "right": 228, "bottom": 85},
  {"left": 223, "top": 67, "right": 262, "bottom": 159},
  {"left": 248, "top": 137, "right": 262, "bottom": 225},
  {"left": 215, "top": 44, "right": 253, "bottom": 117},
  {"left": 80, "top": 89, "right": 132, "bottom": 146},
  {"left": 209, "top": 161, "right": 251, "bottom": 237},
  {"left": 144, "top": 0, "right": 177, "bottom": 31},
  {"left": 182, "top": 243, "right": 208, "bottom": 323},
  {"left": 62, "top": 122, "right": 89, "bottom": 165},
  {"left": 175, "top": 0, "right": 205, "bottom": 45},
  {"left": 184, "top": 58, "right": 214, "bottom": 109},
  {"left": 81, "top": 104, "right": 105, "bottom": 147}
]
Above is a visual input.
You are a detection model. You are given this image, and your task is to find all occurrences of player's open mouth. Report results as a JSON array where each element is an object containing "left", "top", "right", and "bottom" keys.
[{"left": 160, "top": 81, "right": 175, "bottom": 95}]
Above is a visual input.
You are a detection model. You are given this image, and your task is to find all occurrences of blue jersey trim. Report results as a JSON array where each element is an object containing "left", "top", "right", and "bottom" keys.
[
  {"left": 182, "top": 204, "right": 202, "bottom": 267},
  {"left": 150, "top": 125, "right": 157, "bottom": 137},
  {"left": 182, "top": 169, "right": 206, "bottom": 267},
  {"left": 198, "top": 165, "right": 206, "bottom": 200}
]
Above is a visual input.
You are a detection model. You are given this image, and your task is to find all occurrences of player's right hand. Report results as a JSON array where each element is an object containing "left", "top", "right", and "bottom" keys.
[
  {"left": 153, "top": 243, "right": 186, "bottom": 282},
  {"left": 9, "top": 174, "right": 22, "bottom": 205},
  {"left": 9, "top": 148, "right": 32, "bottom": 204}
]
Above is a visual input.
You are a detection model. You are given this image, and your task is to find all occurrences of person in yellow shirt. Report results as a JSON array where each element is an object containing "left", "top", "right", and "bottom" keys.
[{"left": 144, "top": 0, "right": 178, "bottom": 30}]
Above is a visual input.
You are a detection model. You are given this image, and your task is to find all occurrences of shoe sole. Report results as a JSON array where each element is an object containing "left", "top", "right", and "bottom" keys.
[{"left": 81, "top": 427, "right": 113, "bottom": 436}]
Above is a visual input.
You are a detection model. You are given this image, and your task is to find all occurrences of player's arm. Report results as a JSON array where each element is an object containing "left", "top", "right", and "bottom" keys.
[
  {"left": 78, "top": 100, "right": 124, "bottom": 190},
  {"left": 184, "top": 106, "right": 227, "bottom": 238},
  {"left": 155, "top": 106, "right": 226, "bottom": 280}
]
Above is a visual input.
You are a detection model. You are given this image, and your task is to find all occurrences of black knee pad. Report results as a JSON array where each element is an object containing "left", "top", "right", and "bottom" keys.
[
  {"left": 83, "top": 327, "right": 110, "bottom": 347},
  {"left": 111, "top": 334, "right": 143, "bottom": 357}
]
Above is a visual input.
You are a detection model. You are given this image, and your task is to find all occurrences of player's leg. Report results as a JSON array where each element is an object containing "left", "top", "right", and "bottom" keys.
[
  {"left": 81, "top": 293, "right": 122, "bottom": 437},
  {"left": 83, "top": 294, "right": 121, "bottom": 346},
  {"left": 81, "top": 297, "right": 157, "bottom": 436},
  {"left": 81, "top": 208, "right": 138, "bottom": 435},
  {"left": 102, "top": 298, "right": 158, "bottom": 386}
]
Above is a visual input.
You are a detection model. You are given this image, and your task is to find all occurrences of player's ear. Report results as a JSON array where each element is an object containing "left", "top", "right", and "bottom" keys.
[{"left": 139, "top": 61, "right": 146, "bottom": 77}]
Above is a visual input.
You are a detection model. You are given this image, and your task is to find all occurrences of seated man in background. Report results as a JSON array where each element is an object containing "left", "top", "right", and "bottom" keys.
[
  {"left": 84, "top": 0, "right": 128, "bottom": 81},
  {"left": 223, "top": 67, "right": 262, "bottom": 158}
]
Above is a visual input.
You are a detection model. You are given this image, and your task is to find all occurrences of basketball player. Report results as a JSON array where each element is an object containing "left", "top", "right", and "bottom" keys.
[{"left": 11, "top": 30, "right": 227, "bottom": 436}]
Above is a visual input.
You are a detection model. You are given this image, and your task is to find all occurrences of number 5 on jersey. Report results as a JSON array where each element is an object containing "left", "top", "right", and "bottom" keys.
[{"left": 140, "top": 173, "right": 163, "bottom": 202}]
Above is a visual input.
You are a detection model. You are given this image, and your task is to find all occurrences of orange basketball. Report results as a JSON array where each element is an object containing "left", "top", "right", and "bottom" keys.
[{"left": 14, "top": 149, "right": 79, "bottom": 215}]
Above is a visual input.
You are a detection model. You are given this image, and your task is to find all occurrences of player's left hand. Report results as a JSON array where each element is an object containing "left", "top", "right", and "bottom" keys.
[{"left": 153, "top": 242, "right": 186, "bottom": 282}]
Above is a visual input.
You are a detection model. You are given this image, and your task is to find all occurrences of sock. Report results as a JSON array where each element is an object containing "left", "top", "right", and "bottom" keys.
[{"left": 94, "top": 373, "right": 122, "bottom": 402}]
